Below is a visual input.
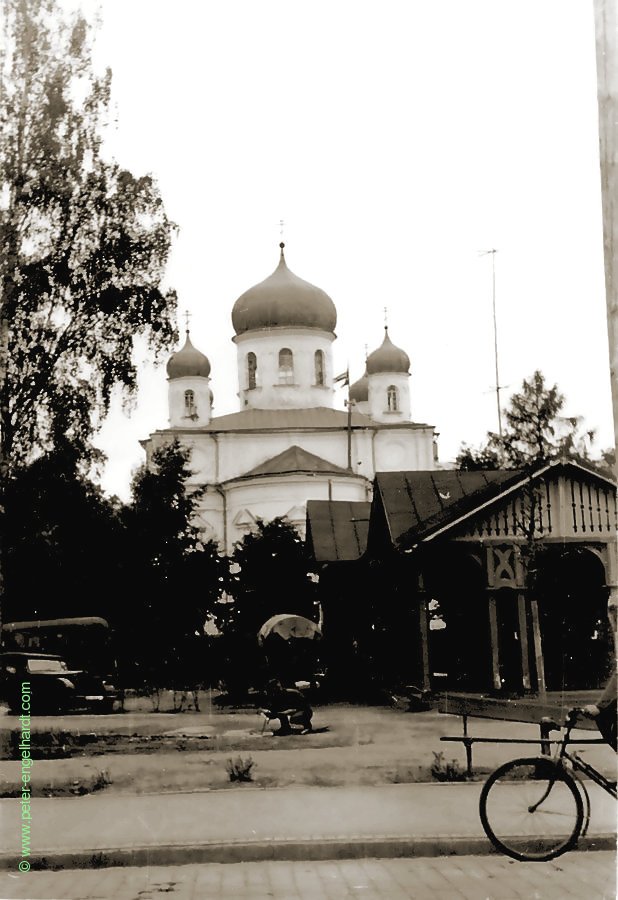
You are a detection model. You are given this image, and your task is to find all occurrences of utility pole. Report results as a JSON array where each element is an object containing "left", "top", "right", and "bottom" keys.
[
  {"left": 480, "top": 249, "right": 503, "bottom": 437},
  {"left": 593, "top": 0, "right": 618, "bottom": 646},
  {"left": 593, "top": 0, "right": 618, "bottom": 479}
]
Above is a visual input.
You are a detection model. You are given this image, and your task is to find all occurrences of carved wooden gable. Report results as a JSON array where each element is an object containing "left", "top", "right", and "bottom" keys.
[{"left": 457, "top": 469, "right": 616, "bottom": 543}]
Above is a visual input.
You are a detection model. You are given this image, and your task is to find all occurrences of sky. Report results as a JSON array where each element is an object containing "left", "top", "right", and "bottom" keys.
[{"left": 70, "top": 0, "right": 614, "bottom": 500}]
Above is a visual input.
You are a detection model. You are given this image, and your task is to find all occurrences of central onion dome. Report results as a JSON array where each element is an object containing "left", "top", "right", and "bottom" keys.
[
  {"left": 366, "top": 328, "right": 410, "bottom": 374},
  {"left": 167, "top": 332, "right": 211, "bottom": 380},
  {"left": 232, "top": 244, "right": 337, "bottom": 335}
]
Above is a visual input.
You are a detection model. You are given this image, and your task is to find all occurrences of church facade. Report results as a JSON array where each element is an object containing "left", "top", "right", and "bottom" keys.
[{"left": 142, "top": 244, "right": 438, "bottom": 553}]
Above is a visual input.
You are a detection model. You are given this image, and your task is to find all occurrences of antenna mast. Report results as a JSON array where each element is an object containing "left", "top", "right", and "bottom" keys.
[{"left": 480, "top": 249, "right": 503, "bottom": 437}]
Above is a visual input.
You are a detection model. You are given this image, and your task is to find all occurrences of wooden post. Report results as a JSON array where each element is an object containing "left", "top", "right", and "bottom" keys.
[
  {"left": 530, "top": 598, "right": 547, "bottom": 696},
  {"left": 517, "top": 593, "right": 531, "bottom": 692},
  {"left": 488, "top": 592, "right": 501, "bottom": 691},
  {"left": 418, "top": 595, "right": 431, "bottom": 692}
]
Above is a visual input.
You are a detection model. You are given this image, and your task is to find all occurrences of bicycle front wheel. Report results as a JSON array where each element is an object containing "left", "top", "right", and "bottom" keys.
[{"left": 479, "top": 757, "right": 584, "bottom": 862}]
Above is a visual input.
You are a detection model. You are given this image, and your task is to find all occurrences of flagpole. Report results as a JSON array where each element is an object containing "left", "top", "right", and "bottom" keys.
[
  {"left": 334, "top": 366, "right": 352, "bottom": 471},
  {"left": 345, "top": 367, "right": 352, "bottom": 472}
]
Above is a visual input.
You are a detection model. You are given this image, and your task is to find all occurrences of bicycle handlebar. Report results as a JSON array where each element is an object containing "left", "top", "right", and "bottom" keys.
[{"left": 541, "top": 707, "right": 589, "bottom": 732}]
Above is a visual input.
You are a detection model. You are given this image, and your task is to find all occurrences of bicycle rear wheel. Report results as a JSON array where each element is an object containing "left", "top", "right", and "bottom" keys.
[{"left": 479, "top": 757, "right": 584, "bottom": 862}]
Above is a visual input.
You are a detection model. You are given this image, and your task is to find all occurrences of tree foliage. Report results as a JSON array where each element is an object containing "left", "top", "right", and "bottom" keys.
[
  {"left": 0, "top": 0, "right": 177, "bottom": 471},
  {"left": 121, "top": 440, "right": 226, "bottom": 687},
  {"left": 210, "top": 518, "right": 317, "bottom": 695},
  {"left": 226, "top": 517, "right": 314, "bottom": 635},
  {"left": 3, "top": 438, "right": 125, "bottom": 623},
  {"left": 456, "top": 370, "right": 604, "bottom": 471}
]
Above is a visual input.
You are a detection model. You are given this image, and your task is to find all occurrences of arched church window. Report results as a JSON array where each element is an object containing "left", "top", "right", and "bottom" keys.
[
  {"left": 247, "top": 352, "right": 257, "bottom": 390},
  {"left": 387, "top": 385, "right": 399, "bottom": 412},
  {"left": 184, "top": 389, "right": 197, "bottom": 418},
  {"left": 314, "top": 350, "right": 325, "bottom": 386},
  {"left": 278, "top": 348, "right": 294, "bottom": 385}
]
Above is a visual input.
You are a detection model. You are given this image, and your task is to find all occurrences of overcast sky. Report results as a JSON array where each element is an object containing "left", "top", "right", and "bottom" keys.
[{"left": 72, "top": 0, "right": 613, "bottom": 500}]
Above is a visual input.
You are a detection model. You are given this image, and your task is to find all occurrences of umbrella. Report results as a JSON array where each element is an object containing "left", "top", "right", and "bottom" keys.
[{"left": 257, "top": 614, "right": 322, "bottom": 646}]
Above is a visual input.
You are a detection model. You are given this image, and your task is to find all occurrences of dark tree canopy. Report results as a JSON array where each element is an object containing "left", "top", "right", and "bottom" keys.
[
  {"left": 456, "top": 370, "right": 606, "bottom": 472},
  {"left": 0, "top": 0, "right": 177, "bottom": 471},
  {"left": 121, "top": 439, "right": 226, "bottom": 687},
  {"left": 3, "top": 438, "right": 126, "bottom": 623},
  {"left": 226, "top": 517, "right": 315, "bottom": 636}
]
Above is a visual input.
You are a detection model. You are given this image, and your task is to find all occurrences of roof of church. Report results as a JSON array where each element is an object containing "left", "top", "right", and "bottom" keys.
[
  {"left": 231, "top": 244, "right": 337, "bottom": 335},
  {"left": 198, "top": 407, "right": 432, "bottom": 432},
  {"left": 366, "top": 327, "right": 410, "bottom": 374},
  {"left": 306, "top": 500, "right": 371, "bottom": 561},
  {"left": 235, "top": 445, "right": 356, "bottom": 480},
  {"left": 349, "top": 369, "right": 369, "bottom": 402},
  {"left": 166, "top": 332, "right": 211, "bottom": 380}
]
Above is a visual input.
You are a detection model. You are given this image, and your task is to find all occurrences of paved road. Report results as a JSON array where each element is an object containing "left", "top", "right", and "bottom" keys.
[{"left": 0, "top": 852, "right": 615, "bottom": 899}]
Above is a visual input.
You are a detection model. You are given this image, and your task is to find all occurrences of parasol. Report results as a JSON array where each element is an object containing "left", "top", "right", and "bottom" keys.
[{"left": 257, "top": 613, "right": 322, "bottom": 646}]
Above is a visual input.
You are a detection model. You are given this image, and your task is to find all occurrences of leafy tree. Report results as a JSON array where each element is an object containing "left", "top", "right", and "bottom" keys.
[
  {"left": 226, "top": 518, "right": 314, "bottom": 634},
  {"left": 216, "top": 518, "right": 317, "bottom": 694},
  {"left": 0, "top": 0, "right": 177, "bottom": 473},
  {"left": 456, "top": 371, "right": 603, "bottom": 471},
  {"left": 122, "top": 440, "right": 226, "bottom": 688},
  {"left": 455, "top": 443, "right": 502, "bottom": 472},
  {"left": 3, "top": 438, "right": 126, "bottom": 623}
]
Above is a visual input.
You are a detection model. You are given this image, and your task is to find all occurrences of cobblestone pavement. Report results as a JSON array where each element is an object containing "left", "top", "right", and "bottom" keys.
[{"left": 0, "top": 852, "right": 615, "bottom": 900}]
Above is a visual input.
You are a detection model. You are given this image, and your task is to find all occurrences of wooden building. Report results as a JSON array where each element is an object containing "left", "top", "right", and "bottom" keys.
[{"left": 306, "top": 460, "right": 617, "bottom": 696}]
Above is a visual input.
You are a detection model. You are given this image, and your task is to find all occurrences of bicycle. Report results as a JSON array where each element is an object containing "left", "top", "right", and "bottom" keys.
[{"left": 479, "top": 707, "right": 617, "bottom": 862}]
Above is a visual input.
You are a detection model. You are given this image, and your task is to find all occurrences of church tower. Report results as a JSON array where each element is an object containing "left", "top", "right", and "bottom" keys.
[
  {"left": 365, "top": 327, "right": 411, "bottom": 423},
  {"left": 166, "top": 329, "right": 212, "bottom": 427},
  {"left": 231, "top": 243, "right": 338, "bottom": 410}
]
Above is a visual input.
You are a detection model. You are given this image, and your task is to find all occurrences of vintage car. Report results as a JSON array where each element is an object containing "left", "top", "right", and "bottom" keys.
[{"left": 0, "top": 652, "right": 117, "bottom": 714}]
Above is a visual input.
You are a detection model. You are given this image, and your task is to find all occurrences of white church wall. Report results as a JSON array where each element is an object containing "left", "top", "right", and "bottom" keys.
[
  {"left": 368, "top": 372, "right": 411, "bottom": 423},
  {"left": 168, "top": 376, "right": 212, "bottom": 427},
  {"left": 234, "top": 328, "right": 335, "bottom": 410},
  {"left": 374, "top": 427, "right": 435, "bottom": 471},
  {"left": 212, "top": 430, "right": 357, "bottom": 483},
  {"left": 223, "top": 474, "right": 368, "bottom": 552}
]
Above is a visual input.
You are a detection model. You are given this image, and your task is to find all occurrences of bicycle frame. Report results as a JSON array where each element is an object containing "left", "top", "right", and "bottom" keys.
[
  {"left": 554, "top": 719, "right": 617, "bottom": 801},
  {"left": 563, "top": 747, "right": 617, "bottom": 799}
]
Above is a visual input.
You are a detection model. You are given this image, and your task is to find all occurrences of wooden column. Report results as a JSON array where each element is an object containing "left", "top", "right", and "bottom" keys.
[
  {"left": 417, "top": 573, "right": 431, "bottom": 692},
  {"left": 488, "top": 592, "right": 502, "bottom": 691},
  {"left": 530, "top": 597, "right": 547, "bottom": 696},
  {"left": 517, "top": 592, "right": 531, "bottom": 692}
]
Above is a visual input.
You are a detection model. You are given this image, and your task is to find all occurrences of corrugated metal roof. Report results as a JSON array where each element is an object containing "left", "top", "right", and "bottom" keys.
[
  {"left": 206, "top": 407, "right": 374, "bottom": 431},
  {"left": 239, "top": 446, "right": 352, "bottom": 479},
  {"left": 377, "top": 461, "right": 617, "bottom": 550},
  {"left": 375, "top": 469, "right": 524, "bottom": 548},
  {"left": 306, "top": 500, "right": 371, "bottom": 561}
]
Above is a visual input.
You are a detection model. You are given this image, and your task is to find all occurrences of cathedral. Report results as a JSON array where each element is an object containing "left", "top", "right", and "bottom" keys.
[{"left": 142, "top": 244, "right": 439, "bottom": 553}]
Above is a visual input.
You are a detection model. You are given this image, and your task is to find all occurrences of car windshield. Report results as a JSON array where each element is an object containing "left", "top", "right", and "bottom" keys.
[{"left": 26, "top": 658, "right": 68, "bottom": 674}]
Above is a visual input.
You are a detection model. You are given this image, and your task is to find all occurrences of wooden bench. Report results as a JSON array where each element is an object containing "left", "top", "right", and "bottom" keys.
[{"left": 438, "top": 694, "right": 603, "bottom": 777}]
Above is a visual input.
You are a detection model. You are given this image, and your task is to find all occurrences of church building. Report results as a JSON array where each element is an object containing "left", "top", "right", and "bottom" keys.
[{"left": 141, "top": 244, "right": 438, "bottom": 553}]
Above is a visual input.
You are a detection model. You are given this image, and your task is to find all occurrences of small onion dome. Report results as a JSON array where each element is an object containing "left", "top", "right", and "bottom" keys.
[
  {"left": 349, "top": 369, "right": 369, "bottom": 402},
  {"left": 366, "top": 328, "right": 410, "bottom": 375},
  {"left": 232, "top": 244, "right": 337, "bottom": 335},
  {"left": 166, "top": 332, "right": 211, "bottom": 380}
]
